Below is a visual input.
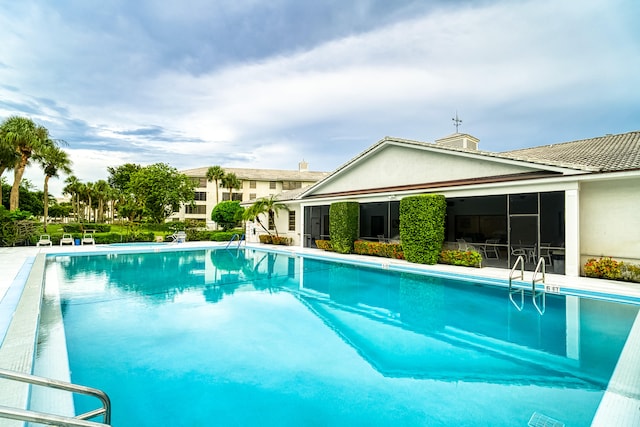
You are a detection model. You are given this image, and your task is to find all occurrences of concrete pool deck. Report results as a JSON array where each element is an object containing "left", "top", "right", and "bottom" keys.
[{"left": 1, "top": 243, "right": 640, "bottom": 426}]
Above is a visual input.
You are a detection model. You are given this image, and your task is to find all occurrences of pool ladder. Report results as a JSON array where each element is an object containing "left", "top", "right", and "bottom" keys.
[
  {"left": 0, "top": 367, "right": 111, "bottom": 426},
  {"left": 225, "top": 233, "right": 245, "bottom": 249},
  {"left": 508, "top": 256, "right": 546, "bottom": 315}
]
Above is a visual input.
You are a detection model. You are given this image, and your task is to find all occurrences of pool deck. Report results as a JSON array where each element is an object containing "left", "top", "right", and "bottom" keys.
[{"left": 1, "top": 243, "right": 640, "bottom": 426}]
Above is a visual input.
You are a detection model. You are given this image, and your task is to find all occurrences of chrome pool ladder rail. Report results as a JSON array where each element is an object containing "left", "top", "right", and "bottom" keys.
[
  {"left": 508, "top": 255, "right": 525, "bottom": 311},
  {"left": 0, "top": 367, "right": 111, "bottom": 426},
  {"left": 225, "top": 233, "right": 245, "bottom": 249},
  {"left": 532, "top": 257, "right": 546, "bottom": 315}
]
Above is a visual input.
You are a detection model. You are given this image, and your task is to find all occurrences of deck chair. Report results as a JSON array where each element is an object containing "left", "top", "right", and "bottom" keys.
[
  {"left": 170, "top": 231, "right": 187, "bottom": 243},
  {"left": 81, "top": 231, "right": 96, "bottom": 245},
  {"left": 60, "top": 233, "right": 75, "bottom": 246},
  {"left": 481, "top": 239, "right": 500, "bottom": 259},
  {"left": 36, "top": 234, "right": 53, "bottom": 246}
]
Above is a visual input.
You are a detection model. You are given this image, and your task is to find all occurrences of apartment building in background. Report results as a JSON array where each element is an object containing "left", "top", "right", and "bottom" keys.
[{"left": 171, "top": 161, "right": 328, "bottom": 227}]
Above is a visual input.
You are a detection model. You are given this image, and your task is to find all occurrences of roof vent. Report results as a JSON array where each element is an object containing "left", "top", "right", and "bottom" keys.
[
  {"left": 298, "top": 160, "right": 309, "bottom": 172},
  {"left": 435, "top": 133, "right": 480, "bottom": 150}
]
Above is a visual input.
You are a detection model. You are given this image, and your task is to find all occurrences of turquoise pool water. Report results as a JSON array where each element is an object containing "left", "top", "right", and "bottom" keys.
[{"left": 41, "top": 248, "right": 639, "bottom": 426}]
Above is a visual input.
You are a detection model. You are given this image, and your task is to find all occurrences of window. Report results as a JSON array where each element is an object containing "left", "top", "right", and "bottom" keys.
[
  {"left": 185, "top": 205, "right": 206, "bottom": 215},
  {"left": 268, "top": 211, "right": 275, "bottom": 230},
  {"left": 222, "top": 193, "right": 243, "bottom": 201},
  {"left": 282, "top": 181, "right": 302, "bottom": 190},
  {"left": 249, "top": 180, "right": 257, "bottom": 189},
  {"left": 190, "top": 177, "right": 207, "bottom": 188},
  {"left": 269, "top": 181, "right": 277, "bottom": 189},
  {"left": 194, "top": 191, "right": 207, "bottom": 201},
  {"left": 288, "top": 210, "right": 295, "bottom": 231},
  {"left": 249, "top": 193, "right": 257, "bottom": 200}
]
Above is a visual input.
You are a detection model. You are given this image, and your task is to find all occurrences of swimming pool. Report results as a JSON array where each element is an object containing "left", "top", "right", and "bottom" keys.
[{"left": 39, "top": 247, "right": 639, "bottom": 426}]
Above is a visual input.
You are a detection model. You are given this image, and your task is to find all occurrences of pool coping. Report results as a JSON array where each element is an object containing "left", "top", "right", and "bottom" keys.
[{"left": 1, "top": 243, "right": 640, "bottom": 425}]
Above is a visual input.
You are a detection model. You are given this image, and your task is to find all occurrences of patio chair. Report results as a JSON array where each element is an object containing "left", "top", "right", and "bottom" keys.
[
  {"left": 170, "top": 231, "right": 187, "bottom": 243},
  {"left": 36, "top": 234, "right": 53, "bottom": 246},
  {"left": 539, "top": 243, "right": 553, "bottom": 266},
  {"left": 60, "top": 233, "right": 75, "bottom": 246},
  {"left": 481, "top": 238, "right": 500, "bottom": 259},
  {"left": 456, "top": 239, "right": 469, "bottom": 250},
  {"left": 81, "top": 231, "right": 96, "bottom": 245}
]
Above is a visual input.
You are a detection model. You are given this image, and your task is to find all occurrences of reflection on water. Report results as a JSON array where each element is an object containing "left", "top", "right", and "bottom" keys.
[{"left": 42, "top": 248, "right": 640, "bottom": 427}]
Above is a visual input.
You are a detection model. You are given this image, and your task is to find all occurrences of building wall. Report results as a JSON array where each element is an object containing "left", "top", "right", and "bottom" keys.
[
  {"left": 580, "top": 177, "right": 640, "bottom": 264},
  {"left": 315, "top": 145, "right": 537, "bottom": 195}
]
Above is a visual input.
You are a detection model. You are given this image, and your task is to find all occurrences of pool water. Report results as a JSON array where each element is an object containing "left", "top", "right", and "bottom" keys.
[{"left": 41, "top": 248, "right": 639, "bottom": 426}]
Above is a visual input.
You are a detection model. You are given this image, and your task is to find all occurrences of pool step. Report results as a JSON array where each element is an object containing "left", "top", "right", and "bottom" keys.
[{"left": 528, "top": 411, "right": 564, "bottom": 427}]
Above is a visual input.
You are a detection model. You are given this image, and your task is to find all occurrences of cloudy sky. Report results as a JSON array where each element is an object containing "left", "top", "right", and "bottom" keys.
[{"left": 1, "top": 0, "right": 639, "bottom": 197}]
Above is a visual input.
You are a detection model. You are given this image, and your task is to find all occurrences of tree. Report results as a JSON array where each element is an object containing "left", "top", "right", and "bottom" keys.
[
  {"left": 93, "top": 179, "right": 111, "bottom": 222},
  {"left": 205, "top": 165, "right": 225, "bottom": 206},
  {"left": 63, "top": 175, "right": 82, "bottom": 222},
  {"left": 129, "top": 163, "right": 194, "bottom": 223},
  {"left": 107, "top": 163, "right": 143, "bottom": 222},
  {"left": 38, "top": 144, "right": 72, "bottom": 232},
  {"left": 243, "top": 195, "right": 288, "bottom": 237},
  {"left": 0, "top": 124, "right": 20, "bottom": 206},
  {"left": 211, "top": 201, "right": 244, "bottom": 231},
  {"left": 0, "top": 116, "right": 54, "bottom": 211},
  {"left": 220, "top": 172, "right": 241, "bottom": 200}
]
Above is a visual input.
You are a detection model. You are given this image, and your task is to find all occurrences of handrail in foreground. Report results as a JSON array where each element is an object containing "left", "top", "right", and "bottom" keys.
[{"left": 0, "top": 368, "right": 111, "bottom": 426}]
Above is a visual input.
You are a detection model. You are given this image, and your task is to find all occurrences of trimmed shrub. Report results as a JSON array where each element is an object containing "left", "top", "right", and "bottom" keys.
[
  {"left": 438, "top": 249, "right": 482, "bottom": 268},
  {"left": 354, "top": 240, "right": 404, "bottom": 260},
  {"left": 271, "top": 236, "right": 292, "bottom": 245},
  {"left": 315, "top": 240, "right": 333, "bottom": 251},
  {"left": 259, "top": 234, "right": 272, "bottom": 244},
  {"left": 399, "top": 195, "right": 446, "bottom": 265},
  {"left": 329, "top": 201, "right": 359, "bottom": 254},
  {"left": 584, "top": 257, "right": 640, "bottom": 283},
  {"left": 584, "top": 257, "right": 622, "bottom": 280}
]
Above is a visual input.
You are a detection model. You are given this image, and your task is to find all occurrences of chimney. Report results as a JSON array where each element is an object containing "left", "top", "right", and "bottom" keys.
[{"left": 298, "top": 160, "right": 309, "bottom": 172}]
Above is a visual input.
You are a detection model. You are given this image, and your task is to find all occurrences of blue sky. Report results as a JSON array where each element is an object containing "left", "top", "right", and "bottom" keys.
[{"left": 1, "top": 0, "right": 639, "bottom": 197}]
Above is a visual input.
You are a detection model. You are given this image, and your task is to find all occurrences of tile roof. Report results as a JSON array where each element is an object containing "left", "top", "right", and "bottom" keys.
[
  {"left": 500, "top": 131, "right": 640, "bottom": 172},
  {"left": 181, "top": 166, "right": 329, "bottom": 181}
]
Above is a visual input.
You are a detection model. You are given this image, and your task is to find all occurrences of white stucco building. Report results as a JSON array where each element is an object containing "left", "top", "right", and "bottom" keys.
[
  {"left": 171, "top": 161, "right": 328, "bottom": 228},
  {"left": 261, "top": 130, "right": 640, "bottom": 278}
]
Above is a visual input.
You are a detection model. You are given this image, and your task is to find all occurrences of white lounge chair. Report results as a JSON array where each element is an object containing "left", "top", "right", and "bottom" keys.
[
  {"left": 169, "top": 231, "right": 187, "bottom": 243},
  {"left": 36, "top": 234, "right": 52, "bottom": 246},
  {"left": 81, "top": 231, "right": 96, "bottom": 245},
  {"left": 60, "top": 233, "right": 75, "bottom": 246}
]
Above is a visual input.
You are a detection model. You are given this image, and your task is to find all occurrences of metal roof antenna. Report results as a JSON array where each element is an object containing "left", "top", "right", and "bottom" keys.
[{"left": 452, "top": 111, "right": 462, "bottom": 133}]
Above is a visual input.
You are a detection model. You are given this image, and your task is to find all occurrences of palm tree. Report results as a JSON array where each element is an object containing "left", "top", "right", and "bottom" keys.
[
  {"left": 205, "top": 165, "right": 225, "bottom": 206},
  {"left": 243, "top": 195, "right": 288, "bottom": 237},
  {"left": 63, "top": 175, "right": 82, "bottom": 222},
  {"left": 0, "top": 116, "right": 53, "bottom": 211},
  {"left": 220, "top": 172, "right": 241, "bottom": 201},
  {"left": 93, "top": 180, "right": 111, "bottom": 222},
  {"left": 0, "top": 121, "right": 20, "bottom": 206},
  {"left": 38, "top": 145, "right": 72, "bottom": 232}
]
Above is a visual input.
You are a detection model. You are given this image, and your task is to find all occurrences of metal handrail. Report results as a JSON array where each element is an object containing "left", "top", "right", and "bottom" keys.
[
  {"left": 225, "top": 233, "right": 245, "bottom": 249},
  {"left": 0, "top": 368, "right": 111, "bottom": 426},
  {"left": 508, "top": 255, "right": 525, "bottom": 311},
  {"left": 532, "top": 257, "right": 546, "bottom": 315}
]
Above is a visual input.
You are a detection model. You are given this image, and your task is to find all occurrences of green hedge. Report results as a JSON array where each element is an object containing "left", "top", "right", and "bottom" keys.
[
  {"left": 329, "top": 201, "right": 360, "bottom": 254},
  {"left": 258, "top": 234, "right": 292, "bottom": 245},
  {"left": 62, "top": 223, "right": 111, "bottom": 233},
  {"left": 315, "top": 239, "right": 333, "bottom": 251},
  {"left": 438, "top": 249, "right": 482, "bottom": 267},
  {"left": 354, "top": 240, "right": 404, "bottom": 260},
  {"left": 399, "top": 195, "right": 446, "bottom": 265},
  {"left": 584, "top": 257, "right": 640, "bottom": 283}
]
